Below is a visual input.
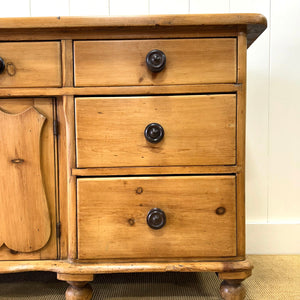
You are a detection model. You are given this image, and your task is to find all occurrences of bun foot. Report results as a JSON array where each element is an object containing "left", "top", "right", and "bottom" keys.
[
  {"left": 220, "top": 280, "right": 246, "bottom": 300},
  {"left": 65, "top": 281, "right": 93, "bottom": 300}
]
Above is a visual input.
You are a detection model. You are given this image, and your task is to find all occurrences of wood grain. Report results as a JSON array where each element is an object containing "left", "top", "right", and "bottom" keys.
[
  {"left": 0, "top": 98, "right": 57, "bottom": 260},
  {"left": 75, "top": 94, "right": 236, "bottom": 168},
  {"left": 61, "top": 40, "right": 74, "bottom": 87},
  {"left": 0, "top": 14, "right": 267, "bottom": 46},
  {"left": 77, "top": 175, "right": 236, "bottom": 259},
  {"left": 72, "top": 165, "right": 240, "bottom": 176},
  {"left": 0, "top": 84, "right": 241, "bottom": 97},
  {"left": 236, "top": 31, "right": 247, "bottom": 257},
  {"left": 0, "top": 258, "right": 252, "bottom": 274},
  {"left": 74, "top": 38, "right": 236, "bottom": 86},
  {"left": 63, "top": 96, "right": 77, "bottom": 260},
  {"left": 0, "top": 42, "right": 61, "bottom": 87},
  {"left": 0, "top": 106, "right": 49, "bottom": 252}
]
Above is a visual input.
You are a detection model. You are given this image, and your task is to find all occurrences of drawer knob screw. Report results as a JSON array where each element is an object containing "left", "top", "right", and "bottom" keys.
[
  {"left": 0, "top": 57, "right": 5, "bottom": 74},
  {"left": 147, "top": 208, "right": 166, "bottom": 230},
  {"left": 144, "top": 123, "right": 164, "bottom": 143},
  {"left": 146, "top": 49, "right": 166, "bottom": 72},
  {"left": 136, "top": 187, "right": 143, "bottom": 194},
  {"left": 216, "top": 207, "right": 226, "bottom": 215}
]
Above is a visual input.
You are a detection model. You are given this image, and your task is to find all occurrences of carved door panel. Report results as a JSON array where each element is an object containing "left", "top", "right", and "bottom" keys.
[{"left": 0, "top": 98, "right": 58, "bottom": 260}]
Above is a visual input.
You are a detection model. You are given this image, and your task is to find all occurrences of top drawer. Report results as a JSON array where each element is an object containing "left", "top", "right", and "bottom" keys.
[
  {"left": 74, "top": 38, "right": 236, "bottom": 87},
  {"left": 0, "top": 42, "right": 61, "bottom": 88}
]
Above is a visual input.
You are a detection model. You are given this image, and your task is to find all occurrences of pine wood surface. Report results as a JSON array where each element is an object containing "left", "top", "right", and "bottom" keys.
[
  {"left": 74, "top": 38, "right": 236, "bottom": 86},
  {"left": 0, "top": 259, "right": 252, "bottom": 274},
  {"left": 72, "top": 165, "right": 240, "bottom": 176},
  {"left": 0, "top": 98, "right": 57, "bottom": 260},
  {"left": 75, "top": 94, "right": 236, "bottom": 168},
  {"left": 0, "top": 14, "right": 268, "bottom": 299},
  {"left": 0, "top": 42, "right": 61, "bottom": 87},
  {"left": 77, "top": 176, "right": 236, "bottom": 259},
  {"left": 0, "top": 84, "right": 241, "bottom": 97},
  {"left": 0, "top": 14, "right": 267, "bottom": 46}
]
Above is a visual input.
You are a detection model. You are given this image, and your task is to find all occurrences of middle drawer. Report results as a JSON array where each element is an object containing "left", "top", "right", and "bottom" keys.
[{"left": 75, "top": 94, "right": 236, "bottom": 168}]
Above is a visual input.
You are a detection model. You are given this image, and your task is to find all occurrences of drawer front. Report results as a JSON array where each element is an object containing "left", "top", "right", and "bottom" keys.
[
  {"left": 74, "top": 38, "right": 236, "bottom": 86},
  {"left": 0, "top": 42, "right": 61, "bottom": 87},
  {"left": 77, "top": 176, "right": 236, "bottom": 259},
  {"left": 75, "top": 94, "right": 236, "bottom": 168}
]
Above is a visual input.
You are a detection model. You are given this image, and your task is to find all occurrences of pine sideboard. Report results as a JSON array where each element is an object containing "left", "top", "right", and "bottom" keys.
[{"left": 0, "top": 14, "right": 267, "bottom": 299}]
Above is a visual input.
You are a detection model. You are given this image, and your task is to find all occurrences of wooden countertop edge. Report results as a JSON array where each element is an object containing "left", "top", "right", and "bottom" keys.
[
  {"left": 0, "top": 259, "right": 253, "bottom": 274},
  {"left": 0, "top": 14, "right": 266, "bottom": 29},
  {"left": 0, "top": 14, "right": 267, "bottom": 47}
]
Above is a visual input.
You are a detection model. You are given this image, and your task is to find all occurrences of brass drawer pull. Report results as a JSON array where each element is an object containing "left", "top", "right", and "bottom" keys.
[
  {"left": 144, "top": 123, "right": 164, "bottom": 144},
  {"left": 146, "top": 49, "right": 166, "bottom": 72},
  {"left": 147, "top": 208, "right": 166, "bottom": 230},
  {"left": 0, "top": 57, "right": 5, "bottom": 74}
]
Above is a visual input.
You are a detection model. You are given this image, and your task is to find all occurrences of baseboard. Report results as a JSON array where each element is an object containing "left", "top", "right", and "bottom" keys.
[{"left": 246, "top": 223, "right": 300, "bottom": 254}]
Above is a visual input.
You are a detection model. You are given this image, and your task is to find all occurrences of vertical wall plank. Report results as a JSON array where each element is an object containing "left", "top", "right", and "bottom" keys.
[
  {"left": 149, "top": 0, "right": 189, "bottom": 15},
  {"left": 230, "top": 0, "right": 270, "bottom": 223},
  {"left": 190, "top": 0, "right": 229, "bottom": 13},
  {"left": 70, "top": 0, "right": 109, "bottom": 16},
  {"left": 31, "top": 0, "right": 69, "bottom": 17},
  {"left": 110, "top": 0, "right": 148, "bottom": 15},
  {"left": 269, "top": 0, "right": 300, "bottom": 223},
  {"left": 0, "top": 0, "right": 30, "bottom": 17}
]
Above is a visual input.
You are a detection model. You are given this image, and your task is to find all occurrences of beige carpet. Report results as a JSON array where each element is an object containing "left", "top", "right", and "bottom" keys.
[{"left": 0, "top": 256, "right": 299, "bottom": 299}]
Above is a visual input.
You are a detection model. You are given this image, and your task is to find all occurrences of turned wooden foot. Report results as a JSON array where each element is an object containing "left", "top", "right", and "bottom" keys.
[
  {"left": 220, "top": 279, "right": 246, "bottom": 300},
  {"left": 65, "top": 281, "right": 93, "bottom": 300},
  {"left": 218, "top": 267, "right": 252, "bottom": 300},
  {"left": 57, "top": 273, "right": 94, "bottom": 300}
]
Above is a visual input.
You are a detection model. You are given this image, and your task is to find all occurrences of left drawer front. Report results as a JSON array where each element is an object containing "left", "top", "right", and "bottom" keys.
[
  {"left": 0, "top": 42, "right": 61, "bottom": 87},
  {"left": 77, "top": 176, "right": 236, "bottom": 260}
]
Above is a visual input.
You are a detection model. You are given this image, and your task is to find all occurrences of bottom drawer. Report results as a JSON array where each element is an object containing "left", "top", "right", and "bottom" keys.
[{"left": 77, "top": 176, "right": 236, "bottom": 260}]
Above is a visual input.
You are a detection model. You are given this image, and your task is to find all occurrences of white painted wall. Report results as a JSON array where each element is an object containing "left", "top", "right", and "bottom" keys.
[{"left": 2, "top": 0, "right": 299, "bottom": 254}]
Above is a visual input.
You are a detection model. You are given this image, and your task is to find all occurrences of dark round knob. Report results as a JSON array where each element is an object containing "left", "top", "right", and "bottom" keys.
[
  {"left": 147, "top": 208, "right": 166, "bottom": 230},
  {"left": 146, "top": 49, "right": 166, "bottom": 72},
  {"left": 0, "top": 57, "right": 5, "bottom": 74},
  {"left": 144, "top": 123, "right": 164, "bottom": 143}
]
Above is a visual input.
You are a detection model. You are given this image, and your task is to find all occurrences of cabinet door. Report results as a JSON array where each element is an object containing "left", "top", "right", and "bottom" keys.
[{"left": 0, "top": 98, "right": 57, "bottom": 260}]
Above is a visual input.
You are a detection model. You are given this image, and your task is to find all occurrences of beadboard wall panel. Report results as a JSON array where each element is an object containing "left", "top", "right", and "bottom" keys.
[
  {"left": 70, "top": 0, "right": 109, "bottom": 16},
  {"left": 110, "top": 0, "right": 148, "bottom": 15},
  {"left": 149, "top": 0, "right": 189, "bottom": 14},
  {"left": 230, "top": 0, "right": 270, "bottom": 223},
  {"left": 269, "top": 0, "right": 300, "bottom": 223},
  {"left": 190, "top": 0, "right": 229, "bottom": 14},
  {"left": 0, "top": 0, "right": 30, "bottom": 17},
  {"left": 31, "top": 0, "right": 69, "bottom": 17}
]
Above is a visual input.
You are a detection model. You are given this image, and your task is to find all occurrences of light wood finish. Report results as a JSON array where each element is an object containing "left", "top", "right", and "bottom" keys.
[
  {"left": 0, "top": 14, "right": 266, "bottom": 300},
  {"left": 62, "top": 40, "right": 74, "bottom": 87},
  {"left": 0, "top": 14, "right": 267, "bottom": 46},
  {"left": 75, "top": 95, "right": 236, "bottom": 168},
  {"left": 77, "top": 176, "right": 236, "bottom": 259},
  {"left": 0, "top": 98, "right": 57, "bottom": 260},
  {"left": 57, "top": 273, "right": 94, "bottom": 282},
  {"left": 0, "top": 259, "right": 252, "bottom": 274},
  {"left": 0, "top": 42, "right": 61, "bottom": 87},
  {"left": 236, "top": 31, "right": 248, "bottom": 257},
  {"left": 63, "top": 96, "right": 77, "bottom": 260},
  {"left": 74, "top": 39, "right": 236, "bottom": 87},
  {"left": 0, "top": 84, "right": 241, "bottom": 97},
  {"left": 72, "top": 165, "right": 240, "bottom": 176},
  {"left": 0, "top": 107, "right": 50, "bottom": 252}
]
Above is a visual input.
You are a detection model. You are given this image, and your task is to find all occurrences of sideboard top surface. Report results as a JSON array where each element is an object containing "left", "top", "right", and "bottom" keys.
[{"left": 0, "top": 14, "right": 267, "bottom": 47}]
